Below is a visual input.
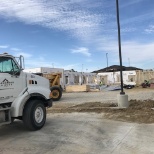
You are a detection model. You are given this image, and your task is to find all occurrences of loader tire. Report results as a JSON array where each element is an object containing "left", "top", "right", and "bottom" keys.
[
  {"left": 50, "top": 86, "right": 62, "bottom": 101},
  {"left": 23, "top": 100, "right": 46, "bottom": 131}
]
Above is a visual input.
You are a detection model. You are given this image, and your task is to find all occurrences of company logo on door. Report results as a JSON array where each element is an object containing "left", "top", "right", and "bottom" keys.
[{"left": 0, "top": 79, "right": 14, "bottom": 87}]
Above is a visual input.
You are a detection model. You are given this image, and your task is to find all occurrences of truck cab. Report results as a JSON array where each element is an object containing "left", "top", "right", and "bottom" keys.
[{"left": 0, "top": 53, "right": 52, "bottom": 130}]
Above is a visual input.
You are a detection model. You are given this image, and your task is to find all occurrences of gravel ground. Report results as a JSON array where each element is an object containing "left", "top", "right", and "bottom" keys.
[
  {"left": 1, "top": 87, "right": 154, "bottom": 154},
  {"left": 56, "top": 87, "right": 154, "bottom": 106},
  {"left": 49, "top": 87, "right": 154, "bottom": 124},
  {"left": 1, "top": 113, "right": 154, "bottom": 154}
]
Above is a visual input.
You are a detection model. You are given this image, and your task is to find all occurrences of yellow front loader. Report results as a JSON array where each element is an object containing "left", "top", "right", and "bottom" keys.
[{"left": 37, "top": 73, "right": 63, "bottom": 101}]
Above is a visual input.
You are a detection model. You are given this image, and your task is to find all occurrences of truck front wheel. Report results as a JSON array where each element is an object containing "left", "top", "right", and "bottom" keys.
[{"left": 23, "top": 100, "right": 46, "bottom": 131}]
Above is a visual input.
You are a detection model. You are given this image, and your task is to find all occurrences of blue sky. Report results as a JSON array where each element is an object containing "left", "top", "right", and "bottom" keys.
[{"left": 0, "top": 0, "right": 154, "bottom": 72}]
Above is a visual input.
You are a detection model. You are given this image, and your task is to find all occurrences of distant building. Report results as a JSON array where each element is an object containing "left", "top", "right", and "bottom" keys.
[
  {"left": 93, "top": 65, "right": 154, "bottom": 86},
  {"left": 64, "top": 69, "right": 96, "bottom": 85},
  {"left": 24, "top": 67, "right": 96, "bottom": 89}
]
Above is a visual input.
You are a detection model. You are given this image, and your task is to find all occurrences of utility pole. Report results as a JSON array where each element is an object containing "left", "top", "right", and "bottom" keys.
[
  {"left": 116, "top": 0, "right": 124, "bottom": 95},
  {"left": 81, "top": 64, "right": 83, "bottom": 73},
  {"left": 52, "top": 63, "right": 54, "bottom": 68},
  {"left": 106, "top": 53, "right": 108, "bottom": 68},
  {"left": 81, "top": 64, "right": 83, "bottom": 85},
  {"left": 128, "top": 58, "right": 130, "bottom": 66},
  {"left": 116, "top": 0, "right": 129, "bottom": 107}
]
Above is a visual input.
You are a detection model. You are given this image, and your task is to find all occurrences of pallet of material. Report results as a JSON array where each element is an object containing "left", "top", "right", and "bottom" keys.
[
  {"left": 150, "top": 83, "right": 154, "bottom": 88},
  {"left": 65, "top": 85, "right": 90, "bottom": 92}
]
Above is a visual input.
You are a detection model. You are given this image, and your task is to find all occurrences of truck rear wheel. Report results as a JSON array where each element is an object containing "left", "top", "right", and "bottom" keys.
[
  {"left": 23, "top": 100, "right": 46, "bottom": 131},
  {"left": 50, "top": 86, "right": 62, "bottom": 101}
]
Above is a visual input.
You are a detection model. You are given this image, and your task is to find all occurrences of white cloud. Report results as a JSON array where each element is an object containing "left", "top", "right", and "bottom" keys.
[
  {"left": 11, "top": 48, "right": 21, "bottom": 51},
  {"left": 97, "top": 38, "right": 154, "bottom": 67},
  {"left": 25, "top": 57, "right": 81, "bottom": 71},
  {"left": 120, "top": 28, "right": 136, "bottom": 33},
  {"left": 86, "top": 59, "right": 93, "bottom": 62},
  {"left": 145, "top": 25, "right": 154, "bottom": 33},
  {"left": 61, "top": 64, "right": 80, "bottom": 71},
  {"left": 96, "top": 36, "right": 119, "bottom": 52},
  {"left": 13, "top": 52, "right": 32, "bottom": 58},
  {"left": 0, "top": 0, "right": 105, "bottom": 40},
  {"left": 25, "top": 60, "right": 53, "bottom": 68},
  {"left": 0, "top": 45, "right": 9, "bottom": 49},
  {"left": 121, "top": 41, "right": 154, "bottom": 63},
  {"left": 121, "top": 12, "right": 154, "bottom": 28},
  {"left": 71, "top": 47, "right": 91, "bottom": 57},
  {"left": 120, "top": 0, "right": 144, "bottom": 8}
]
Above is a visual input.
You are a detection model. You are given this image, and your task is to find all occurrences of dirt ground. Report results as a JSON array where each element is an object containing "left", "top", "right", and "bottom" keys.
[{"left": 48, "top": 99, "right": 154, "bottom": 124}]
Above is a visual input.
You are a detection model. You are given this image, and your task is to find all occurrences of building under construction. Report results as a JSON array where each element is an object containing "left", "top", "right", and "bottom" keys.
[{"left": 94, "top": 65, "right": 154, "bottom": 86}]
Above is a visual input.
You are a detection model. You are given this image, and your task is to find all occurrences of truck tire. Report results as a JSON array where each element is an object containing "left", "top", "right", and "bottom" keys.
[
  {"left": 23, "top": 100, "right": 46, "bottom": 131},
  {"left": 50, "top": 86, "right": 62, "bottom": 101}
]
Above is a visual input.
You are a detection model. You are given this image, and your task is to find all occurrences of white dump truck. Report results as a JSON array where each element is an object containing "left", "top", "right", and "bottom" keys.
[{"left": 0, "top": 53, "right": 52, "bottom": 130}]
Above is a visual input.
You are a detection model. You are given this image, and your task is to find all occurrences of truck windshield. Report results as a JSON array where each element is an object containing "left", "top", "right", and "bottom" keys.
[{"left": 0, "top": 57, "right": 20, "bottom": 73}]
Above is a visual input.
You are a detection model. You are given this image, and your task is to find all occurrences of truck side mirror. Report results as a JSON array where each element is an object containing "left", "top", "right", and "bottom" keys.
[{"left": 19, "top": 55, "right": 25, "bottom": 70}]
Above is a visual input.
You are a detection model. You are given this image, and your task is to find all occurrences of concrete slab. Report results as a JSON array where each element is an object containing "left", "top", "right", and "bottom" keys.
[{"left": 0, "top": 113, "right": 154, "bottom": 154}]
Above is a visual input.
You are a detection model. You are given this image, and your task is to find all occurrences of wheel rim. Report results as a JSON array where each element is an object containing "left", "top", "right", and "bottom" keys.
[
  {"left": 35, "top": 107, "right": 44, "bottom": 123},
  {"left": 52, "top": 90, "right": 59, "bottom": 98}
]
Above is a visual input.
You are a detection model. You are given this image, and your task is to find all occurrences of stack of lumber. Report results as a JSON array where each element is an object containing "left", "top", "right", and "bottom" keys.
[
  {"left": 65, "top": 85, "right": 90, "bottom": 92},
  {"left": 150, "top": 78, "right": 154, "bottom": 88}
]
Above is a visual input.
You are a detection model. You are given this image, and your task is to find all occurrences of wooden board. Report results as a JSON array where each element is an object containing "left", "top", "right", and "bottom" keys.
[{"left": 65, "top": 85, "right": 90, "bottom": 92}]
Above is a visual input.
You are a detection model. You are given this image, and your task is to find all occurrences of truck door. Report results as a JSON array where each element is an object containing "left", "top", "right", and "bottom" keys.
[{"left": 0, "top": 57, "right": 26, "bottom": 104}]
